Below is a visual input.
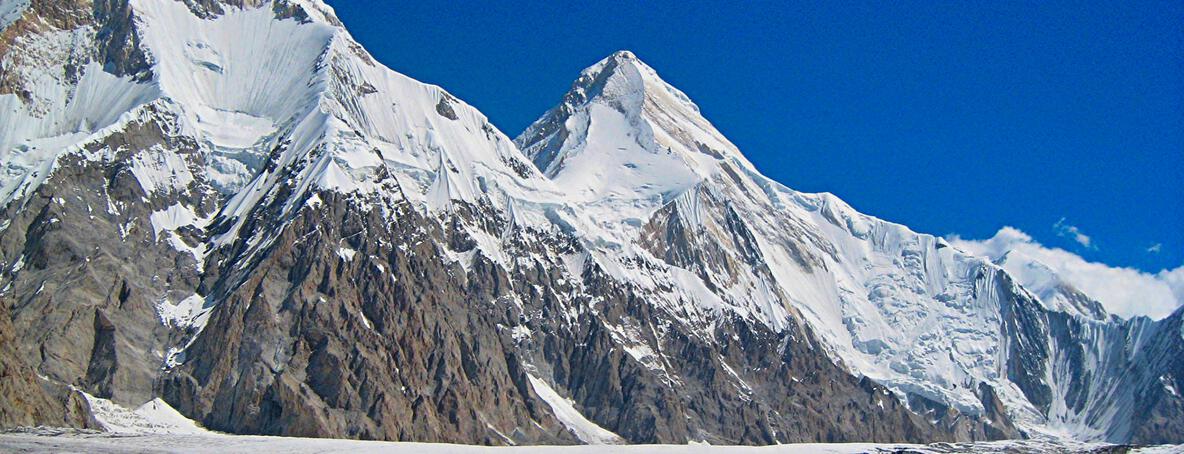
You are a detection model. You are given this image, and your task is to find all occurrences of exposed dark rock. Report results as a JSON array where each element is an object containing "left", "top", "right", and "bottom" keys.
[
  {"left": 83, "top": 310, "right": 119, "bottom": 398},
  {"left": 0, "top": 106, "right": 217, "bottom": 412},
  {"left": 436, "top": 94, "right": 459, "bottom": 121},
  {"left": 0, "top": 300, "right": 95, "bottom": 429},
  {"left": 94, "top": 0, "right": 153, "bottom": 81},
  {"left": 1125, "top": 308, "right": 1184, "bottom": 445}
]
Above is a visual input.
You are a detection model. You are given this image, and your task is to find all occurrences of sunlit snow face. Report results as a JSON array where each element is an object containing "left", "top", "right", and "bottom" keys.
[{"left": 134, "top": 0, "right": 335, "bottom": 126}]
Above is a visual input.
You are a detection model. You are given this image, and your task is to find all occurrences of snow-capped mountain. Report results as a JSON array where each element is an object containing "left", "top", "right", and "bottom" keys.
[
  {"left": 0, "top": 0, "right": 1180, "bottom": 445},
  {"left": 516, "top": 50, "right": 1184, "bottom": 442}
]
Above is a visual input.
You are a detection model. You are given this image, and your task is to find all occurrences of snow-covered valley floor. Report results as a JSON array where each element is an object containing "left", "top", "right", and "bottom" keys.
[
  {"left": 1, "top": 395, "right": 1179, "bottom": 453},
  {"left": 0, "top": 429, "right": 1178, "bottom": 454}
]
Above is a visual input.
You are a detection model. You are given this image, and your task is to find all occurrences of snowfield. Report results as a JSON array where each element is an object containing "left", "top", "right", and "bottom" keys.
[
  {"left": 2, "top": 429, "right": 1180, "bottom": 454},
  {"left": 4, "top": 396, "right": 1167, "bottom": 453}
]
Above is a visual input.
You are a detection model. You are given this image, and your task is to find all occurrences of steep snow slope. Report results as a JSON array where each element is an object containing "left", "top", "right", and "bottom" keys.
[
  {"left": 128, "top": 0, "right": 563, "bottom": 252},
  {"left": 517, "top": 51, "right": 749, "bottom": 246},
  {"left": 515, "top": 51, "right": 1184, "bottom": 442},
  {"left": 0, "top": 0, "right": 555, "bottom": 236},
  {"left": 0, "top": 0, "right": 563, "bottom": 293}
]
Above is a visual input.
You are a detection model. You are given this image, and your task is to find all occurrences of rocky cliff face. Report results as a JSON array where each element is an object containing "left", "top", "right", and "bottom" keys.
[
  {"left": 0, "top": 0, "right": 1180, "bottom": 446},
  {"left": 0, "top": 300, "right": 97, "bottom": 429}
]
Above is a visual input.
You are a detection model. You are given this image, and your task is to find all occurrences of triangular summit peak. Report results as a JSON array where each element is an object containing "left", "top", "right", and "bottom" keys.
[
  {"left": 561, "top": 50, "right": 699, "bottom": 117},
  {"left": 515, "top": 50, "right": 754, "bottom": 198}
]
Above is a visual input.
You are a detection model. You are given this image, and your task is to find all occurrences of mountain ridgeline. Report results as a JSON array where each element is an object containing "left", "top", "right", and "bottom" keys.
[{"left": 0, "top": 0, "right": 1180, "bottom": 445}]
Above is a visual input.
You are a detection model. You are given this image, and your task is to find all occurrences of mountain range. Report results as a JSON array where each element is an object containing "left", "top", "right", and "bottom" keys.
[{"left": 0, "top": 0, "right": 1181, "bottom": 445}]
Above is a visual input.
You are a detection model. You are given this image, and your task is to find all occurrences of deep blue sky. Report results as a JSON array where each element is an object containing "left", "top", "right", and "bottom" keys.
[{"left": 328, "top": 0, "right": 1183, "bottom": 273}]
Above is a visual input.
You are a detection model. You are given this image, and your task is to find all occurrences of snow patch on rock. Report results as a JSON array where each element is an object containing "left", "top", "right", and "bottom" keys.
[
  {"left": 526, "top": 373, "right": 623, "bottom": 445},
  {"left": 81, "top": 392, "right": 210, "bottom": 435}
]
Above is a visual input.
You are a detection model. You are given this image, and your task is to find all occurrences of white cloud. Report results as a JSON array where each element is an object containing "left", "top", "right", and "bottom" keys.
[
  {"left": 1147, "top": 243, "right": 1163, "bottom": 254},
  {"left": 1159, "top": 267, "right": 1184, "bottom": 303},
  {"left": 949, "top": 226, "right": 1183, "bottom": 320},
  {"left": 1053, "top": 218, "right": 1093, "bottom": 249}
]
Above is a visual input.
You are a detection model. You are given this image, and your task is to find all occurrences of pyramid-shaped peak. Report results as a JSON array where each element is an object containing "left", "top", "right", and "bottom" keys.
[
  {"left": 581, "top": 50, "right": 661, "bottom": 79},
  {"left": 594, "top": 49, "right": 654, "bottom": 70},
  {"left": 588, "top": 50, "right": 646, "bottom": 71},
  {"left": 610, "top": 49, "right": 639, "bottom": 61},
  {"left": 560, "top": 49, "right": 702, "bottom": 118},
  {"left": 516, "top": 48, "right": 755, "bottom": 201}
]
